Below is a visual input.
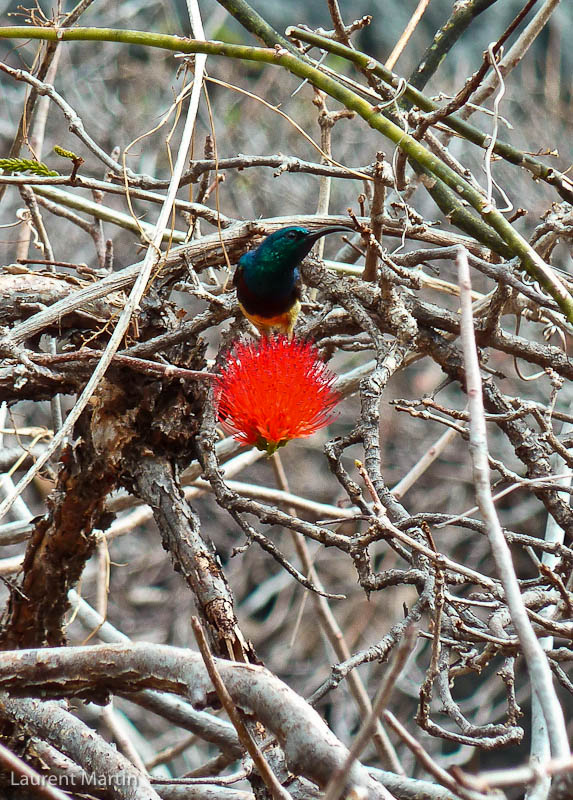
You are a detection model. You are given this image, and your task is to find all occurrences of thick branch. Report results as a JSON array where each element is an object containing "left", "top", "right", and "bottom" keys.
[{"left": 0, "top": 643, "right": 388, "bottom": 798}]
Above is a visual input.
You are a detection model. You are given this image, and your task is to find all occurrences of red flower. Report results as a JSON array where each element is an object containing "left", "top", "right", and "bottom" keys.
[{"left": 215, "top": 336, "right": 341, "bottom": 455}]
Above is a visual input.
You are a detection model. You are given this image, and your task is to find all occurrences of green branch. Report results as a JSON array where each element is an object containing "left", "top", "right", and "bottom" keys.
[
  {"left": 410, "top": 0, "right": 498, "bottom": 90},
  {"left": 287, "top": 27, "right": 573, "bottom": 206},
  {"left": 2, "top": 25, "right": 572, "bottom": 321}
]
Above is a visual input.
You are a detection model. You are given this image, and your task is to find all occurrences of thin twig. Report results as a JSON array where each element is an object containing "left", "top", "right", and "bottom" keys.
[
  {"left": 385, "top": 0, "right": 431, "bottom": 70},
  {"left": 462, "top": 0, "right": 561, "bottom": 120},
  {"left": 322, "top": 625, "right": 417, "bottom": 800},
  {"left": 391, "top": 426, "right": 459, "bottom": 500},
  {"left": 0, "top": 740, "right": 71, "bottom": 800},
  {"left": 271, "top": 453, "right": 403, "bottom": 773},
  {"left": 191, "top": 617, "right": 291, "bottom": 800},
  {"left": 32, "top": 350, "right": 216, "bottom": 382},
  {"left": 383, "top": 710, "right": 488, "bottom": 800},
  {"left": 457, "top": 245, "right": 569, "bottom": 761}
]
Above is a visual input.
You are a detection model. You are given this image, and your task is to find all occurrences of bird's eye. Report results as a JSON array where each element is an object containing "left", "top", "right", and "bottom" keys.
[{"left": 287, "top": 231, "right": 298, "bottom": 239}]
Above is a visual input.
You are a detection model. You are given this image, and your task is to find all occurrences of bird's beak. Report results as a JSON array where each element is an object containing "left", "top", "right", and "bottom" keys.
[{"left": 304, "top": 225, "right": 354, "bottom": 246}]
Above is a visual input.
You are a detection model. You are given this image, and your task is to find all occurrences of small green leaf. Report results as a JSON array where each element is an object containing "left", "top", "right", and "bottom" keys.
[
  {"left": 53, "top": 145, "right": 80, "bottom": 161},
  {"left": 0, "top": 157, "right": 58, "bottom": 177}
]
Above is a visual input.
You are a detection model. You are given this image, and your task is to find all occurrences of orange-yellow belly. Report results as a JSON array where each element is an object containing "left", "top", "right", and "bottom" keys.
[{"left": 239, "top": 300, "right": 301, "bottom": 338}]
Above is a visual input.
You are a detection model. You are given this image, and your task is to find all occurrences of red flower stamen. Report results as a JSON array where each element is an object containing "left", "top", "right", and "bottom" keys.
[{"left": 215, "top": 336, "right": 341, "bottom": 455}]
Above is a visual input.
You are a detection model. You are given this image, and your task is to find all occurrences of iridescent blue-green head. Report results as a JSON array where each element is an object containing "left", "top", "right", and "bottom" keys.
[{"left": 237, "top": 225, "right": 351, "bottom": 296}]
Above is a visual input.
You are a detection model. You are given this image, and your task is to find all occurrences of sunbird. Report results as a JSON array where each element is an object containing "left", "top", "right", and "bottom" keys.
[{"left": 233, "top": 225, "right": 352, "bottom": 337}]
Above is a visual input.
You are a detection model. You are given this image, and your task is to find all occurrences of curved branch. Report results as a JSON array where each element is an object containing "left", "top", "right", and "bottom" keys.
[
  {"left": 287, "top": 27, "right": 573, "bottom": 206},
  {"left": 0, "top": 642, "right": 388, "bottom": 798},
  {"left": 0, "top": 694, "right": 162, "bottom": 800}
]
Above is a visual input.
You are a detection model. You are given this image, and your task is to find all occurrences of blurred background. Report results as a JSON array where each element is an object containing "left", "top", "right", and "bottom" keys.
[{"left": 1, "top": 1, "right": 573, "bottom": 795}]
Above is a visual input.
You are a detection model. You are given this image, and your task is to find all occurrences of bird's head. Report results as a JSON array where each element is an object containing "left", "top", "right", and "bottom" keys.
[{"left": 241, "top": 225, "right": 352, "bottom": 276}]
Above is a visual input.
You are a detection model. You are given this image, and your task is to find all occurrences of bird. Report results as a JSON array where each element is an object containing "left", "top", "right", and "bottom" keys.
[{"left": 233, "top": 225, "right": 352, "bottom": 337}]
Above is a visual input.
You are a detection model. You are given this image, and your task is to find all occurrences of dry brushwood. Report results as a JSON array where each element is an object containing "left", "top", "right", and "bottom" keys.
[{"left": 0, "top": 1, "right": 573, "bottom": 799}]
